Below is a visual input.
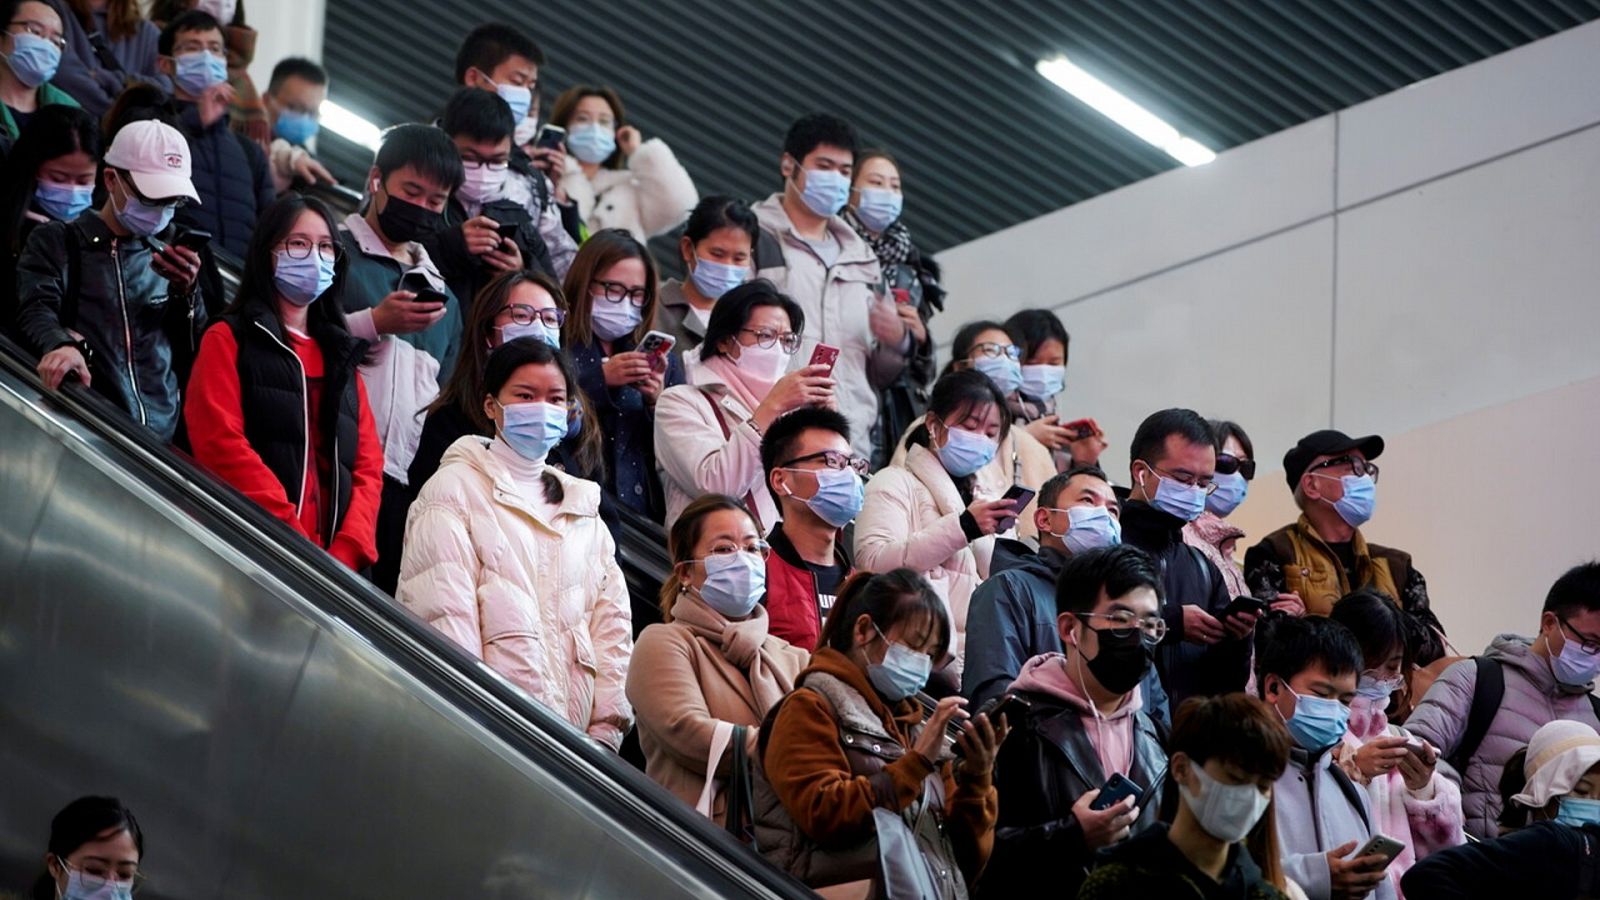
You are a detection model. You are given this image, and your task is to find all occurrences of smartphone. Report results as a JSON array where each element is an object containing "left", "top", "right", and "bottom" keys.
[
  {"left": 534, "top": 123, "right": 567, "bottom": 152},
  {"left": 973, "top": 692, "right": 1032, "bottom": 725},
  {"left": 1354, "top": 834, "right": 1406, "bottom": 867},
  {"left": 493, "top": 221, "right": 519, "bottom": 239},
  {"left": 399, "top": 272, "right": 447, "bottom": 310},
  {"left": 1223, "top": 596, "right": 1270, "bottom": 620},
  {"left": 1090, "top": 773, "right": 1143, "bottom": 811},
  {"left": 1404, "top": 737, "right": 1431, "bottom": 759},
  {"left": 891, "top": 287, "right": 912, "bottom": 305},
  {"left": 1063, "top": 417, "right": 1097, "bottom": 441},
  {"left": 809, "top": 343, "right": 840, "bottom": 375},
  {"left": 638, "top": 330, "right": 675, "bottom": 360},
  {"left": 996, "top": 485, "right": 1036, "bottom": 533},
  {"left": 172, "top": 228, "right": 212, "bottom": 252}
]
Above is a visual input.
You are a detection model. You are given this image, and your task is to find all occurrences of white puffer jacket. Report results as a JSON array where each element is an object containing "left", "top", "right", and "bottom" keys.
[
  {"left": 562, "top": 138, "right": 698, "bottom": 242},
  {"left": 397, "top": 436, "right": 633, "bottom": 749}
]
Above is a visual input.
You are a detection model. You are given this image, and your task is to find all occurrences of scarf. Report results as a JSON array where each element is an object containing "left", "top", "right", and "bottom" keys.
[
  {"left": 842, "top": 206, "right": 914, "bottom": 268},
  {"left": 699, "top": 354, "right": 772, "bottom": 416},
  {"left": 670, "top": 591, "right": 793, "bottom": 713}
]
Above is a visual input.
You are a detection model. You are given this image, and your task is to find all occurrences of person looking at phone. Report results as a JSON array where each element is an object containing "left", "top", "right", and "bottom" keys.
[
  {"left": 656, "top": 194, "right": 757, "bottom": 352},
  {"left": 1258, "top": 615, "right": 1398, "bottom": 900},
  {"left": 17, "top": 118, "right": 205, "bottom": 442},
  {"left": 981, "top": 544, "right": 1171, "bottom": 898},
  {"left": 1002, "top": 308, "right": 1109, "bottom": 472},
  {"left": 262, "top": 56, "right": 335, "bottom": 194},
  {"left": 654, "top": 278, "right": 833, "bottom": 530}
]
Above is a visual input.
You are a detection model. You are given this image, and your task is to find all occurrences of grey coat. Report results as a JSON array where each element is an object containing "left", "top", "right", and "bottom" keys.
[{"left": 1274, "top": 745, "right": 1396, "bottom": 900}]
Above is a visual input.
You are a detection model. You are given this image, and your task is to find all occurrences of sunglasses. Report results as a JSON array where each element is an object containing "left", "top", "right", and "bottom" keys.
[{"left": 1215, "top": 453, "right": 1256, "bottom": 481}]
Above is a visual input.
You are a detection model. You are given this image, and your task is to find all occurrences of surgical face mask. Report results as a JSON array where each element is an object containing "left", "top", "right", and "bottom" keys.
[
  {"left": 973, "top": 355, "right": 1022, "bottom": 396},
  {"left": 934, "top": 425, "right": 997, "bottom": 478},
  {"left": 696, "top": 551, "right": 766, "bottom": 619},
  {"left": 2, "top": 31, "right": 61, "bottom": 88},
  {"left": 1277, "top": 682, "right": 1352, "bottom": 752},
  {"left": 498, "top": 400, "right": 567, "bottom": 462},
  {"left": 1180, "top": 762, "right": 1271, "bottom": 844},
  {"left": 196, "top": 0, "right": 237, "bottom": 24},
  {"left": 1557, "top": 796, "right": 1600, "bottom": 828},
  {"left": 689, "top": 256, "right": 748, "bottom": 300},
  {"left": 458, "top": 164, "right": 509, "bottom": 206},
  {"left": 1020, "top": 363, "right": 1065, "bottom": 399},
  {"left": 1057, "top": 505, "right": 1122, "bottom": 554},
  {"left": 514, "top": 115, "right": 540, "bottom": 147},
  {"left": 797, "top": 166, "right": 849, "bottom": 218},
  {"left": 1206, "top": 471, "right": 1248, "bottom": 518},
  {"left": 34, "top": 181, "right": 94, "bottom": 221},
  {"left": 866, "top": 624, "right": 932, "bottom": 701},
  {"left": 854, "top": 187, "right": 902, "bottom": 232},
  {"left": 273, "top": 109, "right": 319, "bottom": 146},
  {"left": 589, "top": 295, "right": 641, "bottom": 342},
  {"left": 174, "top": 50, "right": 228, "bottom": 96},
  {"left": 734, "top": 340, "right": 789, "bottom": 385},
  {"left": 375, "top": 188, "right": 444, "bottom": 244},
  {"left": 494, "top": 83, "right": 532, "bottom": 123},
  {"left": 1326, "top": 473, "right": 1377, "bottom": 528},
  {"left": 788, "top": 467, "right": 864, "bottom": 529},
  {"left": 567, "top": 123, "right": 616, "bottom": 164},
  {"left": 1079, "top": 623, "right": 1150, "bottom": 696},
  {"left": 1355, "top": 671, "right": 1404, "bottom": 701},
  {"left": 1550, "top": 632, "right": 1600, "bottom": 688},
  {"left": 273, "top": 249, "right": 336, "bottom": 306},
  {"left": 1140, "top": 465, "right": 1207, "bottom": 523},
  {"left": 55, "top": 860, "right": 134, "bottom": 900},
  {"left": 111, "top": 178, "right": 175, "bottom": 236},
  {"left": 500, "top": 319, "right": 560, "bottom": 350}
]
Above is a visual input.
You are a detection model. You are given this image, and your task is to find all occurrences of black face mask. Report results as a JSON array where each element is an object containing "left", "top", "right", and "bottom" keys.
[
  {"left": 1084, "top": 625, "right": 1151, "bottom": 696},
  {"left": 376, "top": 189, "right": 443, "bottom": 243}
]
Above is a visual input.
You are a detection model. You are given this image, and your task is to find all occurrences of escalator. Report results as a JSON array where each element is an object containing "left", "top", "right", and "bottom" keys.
[{"left": 0, "top": 342, "right": 808, "bottom": 897}]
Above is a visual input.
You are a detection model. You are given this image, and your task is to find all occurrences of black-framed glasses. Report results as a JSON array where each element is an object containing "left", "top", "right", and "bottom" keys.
[
  {"left": 113, "top": 169, "right": 188, "bottom": 209},
  {"left": 593, "top": 280, "right": 647, "bottom": 307},
  {"left": 1082, "top": 611, "right": 1168, "bottom": 646},
  {"left": 1145, "top": 461, "right": 1217, "bottom": 494},
  {"left": 697, "top": 539, "right": 772, "bottom": 562},
  {"left": 9, "top": 19, "right": 66, "bottom": 50},
  {"left": 738, "top": 327, "right": 802, "bottom": 354},
  {"left": 277, "top": 237, "right": 341, "bottom": 262},
  {"left": 780, "top": 449, "right": 870, "bottom": 476},
  {"left": 502, "top": 304, "right": 564, "bottom": 328},
  {"left": 461, "top": 158, "right": 511, "bottom": 172},
  {"left": 969, "top": 342, "right": 1021, "bottom": 361},
  {"left": 1561, "top": 618, "right": 1600, "bottom": 655},
  {"left": 1307, "top": 454, "right": 1381, "bottom": 484},
  {"left": 1216, "top": 453, "right": 1256, "bottom": 481}
]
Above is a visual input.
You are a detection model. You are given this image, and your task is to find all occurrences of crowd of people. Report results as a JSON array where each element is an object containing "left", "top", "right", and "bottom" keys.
[{"left": 5, "top": 7, "right": 1600, "bottom": 898}]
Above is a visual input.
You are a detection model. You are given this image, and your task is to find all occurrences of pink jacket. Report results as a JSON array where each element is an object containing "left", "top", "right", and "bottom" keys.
[
  {"left": 1010, "top": 652, "right": 1142, "bottom": 779},
  {"left": 1183, "top": 511, "right": 1248, "bottom": 599}
]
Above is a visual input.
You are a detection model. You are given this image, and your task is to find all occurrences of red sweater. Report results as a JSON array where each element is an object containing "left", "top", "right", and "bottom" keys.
[{"left": 185, "top": 322, "right": 384, "bottom": 570}]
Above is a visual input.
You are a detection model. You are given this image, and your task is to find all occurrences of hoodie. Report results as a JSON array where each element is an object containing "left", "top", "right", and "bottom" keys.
[{"left": 1011, "top": 652, "right": 1142, "bottom": 779}]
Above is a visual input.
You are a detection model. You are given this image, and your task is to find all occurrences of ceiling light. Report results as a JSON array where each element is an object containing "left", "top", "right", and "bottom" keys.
[
  {"left": 320, "top": 98, "right": 383, "bottom": 151},
  {"left": 1036, "top": 55, "right": 1216, "bottom": 167}
]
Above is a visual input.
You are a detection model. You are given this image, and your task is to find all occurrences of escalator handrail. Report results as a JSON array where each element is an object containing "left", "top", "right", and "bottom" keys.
[{"left": 0, "top": 337, "right": 813, "bottom": 899}]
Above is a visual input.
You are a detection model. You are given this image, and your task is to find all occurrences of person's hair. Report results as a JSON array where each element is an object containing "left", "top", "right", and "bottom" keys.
[
  {"left": 939, "top": 319, "right": 1020, "bottom": 378},
  {"left": 1543, "top": 561, "right": 1600, "bottom": 618},
  {"left": 904, "top": 369, "right": 1012, "bottom": 502},
  {"left": 1210, "top": 418, "right": 1254, "bottom": 460},
  {"left": 659, "top": 494, "right": 757, "bottom": 621},
  {"left": 1004, "top": 308, "right": 1070, "bottom": 364},
  {"left": 373, "top": 123, "right": 465, "bottom": 193},
  {"left": 483, "top": 338, "right": 580, "bottom": 504},
  {"left": 760, "top": 405, "right": 852, "bottom": 505},
  {"left": 1171, "top": 695, "right": 1292, "bottom": 888},
  {"left": 683, "top": 194, "right": 759, "bottom": 250},
  {"left": 548, "top": 85, "right": 627, "bottom": 170},
  {"left": 157, "top": 8, "right": 221, "bottom": 56},
  {"left": 850, "top": 149, "right": 900, "bottom": 188},
  {"left": 267, "top": 56, "right": 327, "bottom": 95},
  {"left": 1038, "top": 464, "right": 1109, "bottom": 510},
  {"left": 1255, "top": 615, "right": 1364, "bottom": 691},
  {"left": 560, "top": 228, "right": 659, "bottom": 347},
  {"left": 454, "top": 22, "right": 544, "bottom": 85},
  {"left": 1129, "top": 407, "right": 1215, "bottom": 467},
  {"left": 441, "top": 86, "right": 514, "bottom": 144},
  {"left": 782, "top": 112, "right": 858, "bottom": 169},
  {"left": 1499, "top": 746, "right": 1532, "bottom": 831},
  {"left": 151, "top": 0, "right": 244, "bottom": 27},
  {"left": 698, "top": 278, "right": 803, "bottom": 362},
  {"left": 227, "top": 193, "right": 349, "bottom": 333},
  {"left": 1329, "top": 589, "right": 1410, "bottom": 674},
  {"left": 30, "top": 796, "right": 143, "bottom": 900},
  {"left": 103, "top": 83, "right": 179, "bottom": 142},
  {"left": 66, "top": 0, "right": 143, "bottom": 41},
  {"left": 819, "top": 569, "right": 950, "bottom": 661},
  {"left": 1054, "top": 544, "right": 1163, "bottom": 617},
  {"left": 0, "top": 105, "right": 100, "bottom": 257}
]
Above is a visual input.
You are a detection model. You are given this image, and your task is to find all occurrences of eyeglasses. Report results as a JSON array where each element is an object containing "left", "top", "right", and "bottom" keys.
[
  {"left": 1215, "top": 453, "right": 1256, "bottom": 481},
  {"left": 1306, "top": 454, "right": 1381, "bottom": 484},
  {"left": 780, "top": 449, "right": 870, "bottom": 476},
  {"left": 1143, "top": 461, "right": 1217, "bottom": 494},
  {"left": 502, "top": 304, "right": 565, "bottom": 328},
  {"left": 697, "top": 539, "right": 772, "bottom": 562},
  {"left": 1082, "top": 610, "right": 1168, "bottom": 646},
  {"left": 738, "top": 327, "right": 802, "bottom": 354},
  {"left": 113, "top": 169, "right": 188, "bottom": 209},
  {"left": 1561, "top": 618, "right": 1600, "bottom": 655},
  {"left": 969, "top": 342, "right": 1020, "bottom": 361},
  {"left": 9, "top": 19, "right": 66, "bottom": 50},
  {"left": 592, "top": 280, "right": 647, "bottom": 308},
  {"left": 461, "top": 158, "right": 511, "bottom": 172},
  {"left": 277, "top": 237, "right": 341, "bottom": 262},
  {"left": 57, "top": 858, "right": 143, "bottom": 894}
]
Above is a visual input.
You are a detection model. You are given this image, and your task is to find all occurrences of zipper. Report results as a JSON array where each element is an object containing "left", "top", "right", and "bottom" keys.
[
  {"left": 327, "top": 427, "right": 341, "bottom": 546},
  {"left": 111, "top": 239, "right": 148, "bottom": 425},
  {"left": 254, "top": 323, "right": 311, "bottom": 517}
]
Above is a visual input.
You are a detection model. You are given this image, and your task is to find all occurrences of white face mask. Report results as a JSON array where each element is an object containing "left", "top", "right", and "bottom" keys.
[
  {"left": 196, "top": 0, "right": 237, "bottom": 24},
  {"left": 733, "top": 340, "right": 789, "bottom": 385},
  {"left": 1179, "top": 759, "right": 1271, "bottom": 844}
]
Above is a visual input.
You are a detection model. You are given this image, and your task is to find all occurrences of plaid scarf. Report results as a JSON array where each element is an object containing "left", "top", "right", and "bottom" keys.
[{"left": 842, "top": 207, "right": 915, "bottom": 268}]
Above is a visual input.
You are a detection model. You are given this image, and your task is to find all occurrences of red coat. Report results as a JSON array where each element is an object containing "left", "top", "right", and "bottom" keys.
[{"left": 763, "top": 523, "right": 853, "bottom": 653}]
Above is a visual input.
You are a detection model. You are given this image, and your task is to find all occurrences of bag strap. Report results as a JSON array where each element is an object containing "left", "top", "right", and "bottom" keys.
[
  {"left": 697, "top": 386, "right": 764, "bottom": 534},
  {"left": 726, "top": 724, "right": 756, "bottom": 846},
  {"left": 1449, "top": 656, "right": 1505, "bottom": 773},
  {"left": 695, "top": 720, "right": 738, "bottom": 818}
]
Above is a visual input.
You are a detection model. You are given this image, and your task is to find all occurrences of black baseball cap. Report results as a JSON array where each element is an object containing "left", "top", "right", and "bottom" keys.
[{"left": 1283, "top": 429, "right": 1385, "bottom": 490}]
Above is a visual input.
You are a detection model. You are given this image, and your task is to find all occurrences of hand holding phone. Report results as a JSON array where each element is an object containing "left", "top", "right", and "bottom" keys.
[
  {"left": 172, "top": 228, "right": 213, "bottom": 252},
  {"left": 1063, "top": 417, "right": 1098, "bottom": 441},
  {"left": 808, "top": 343, "right": 840, "bottom": 376},
  {"left": 1354, "top": 834, "right": 1406, "bottom": 868},
  {"left": 996, "top": 485, "right": 1036, "bottom": 533},
  {"left": 1223, "top": 596, "right": 1270, "bottom": 620},
  {"left": 638, "top": 330, "right": 675, "bottom": 373},
  {"left": 534, "top": 124, "right": 567, "bottom": 152},
  {"left": 1090, "top": 773, "right": 1143, "bottom": 811}
]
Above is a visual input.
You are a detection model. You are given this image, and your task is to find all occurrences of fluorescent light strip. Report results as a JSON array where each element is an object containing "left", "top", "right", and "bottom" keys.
[
  {"left": 319, "top": 98, "right": 384, "bottom": 151},
  {"left": 1036, "top": 56, "right": 1216, "bottom": 167}
]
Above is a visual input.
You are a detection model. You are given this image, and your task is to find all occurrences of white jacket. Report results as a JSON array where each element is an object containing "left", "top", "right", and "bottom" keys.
[
  {"left": 563, "top": 138, "right": 698, "bottom": 242},
  {"left": 854, "top": 443, "right": 998, "bottom": 672},
  {"left": 397, "top": 436, "right": 633, "bottom": 749},
  {"left": 358, "top": 336, "right": 439, "bottom": 484},
  {"left": 654, "top": 357, "right": 781, "bottom": 532},
  {"left": 889, "top": 419, "right": 1055, "bottom": 541}
]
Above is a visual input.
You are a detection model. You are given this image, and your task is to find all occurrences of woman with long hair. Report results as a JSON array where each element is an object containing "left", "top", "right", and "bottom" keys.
[
  {"left": 29, "top": 796, "right": 144, "bottom": 900},
  {"left": 0, "top": 104, "right": 100, "bottom": 336}
]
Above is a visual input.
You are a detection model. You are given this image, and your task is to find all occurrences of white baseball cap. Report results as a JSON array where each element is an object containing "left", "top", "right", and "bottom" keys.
[{"left": 103, "top": 120, "right": 201, "bottom": 204}]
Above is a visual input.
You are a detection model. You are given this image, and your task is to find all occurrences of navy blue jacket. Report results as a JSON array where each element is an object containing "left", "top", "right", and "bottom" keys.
[
  {"left": 569, "top": 337, "right": 683, "bottom": 521},
  {"left": 173, "top": 102, "right": 274, "bottom": 259}
]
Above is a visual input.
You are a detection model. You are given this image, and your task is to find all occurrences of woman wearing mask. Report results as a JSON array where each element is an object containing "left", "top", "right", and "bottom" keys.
[
  {"left": 0, "top": 0, "right": 81, "bottom": 143},
  {"left": 0, "top": 104, "right": 98, "bottom": 334},
  {"left": 654, "top": 279, "right": 834, "bottom": 531},
  {"left": 547, "top": 84, "right": 697, "bottom": 243},
  {"left": 860, "top": 369, "right": 1021, "bottom": 681},
  {"left": 627, "top": 494, "right": 809, "bottom": 825},
  {"left": 563, "top": 228, "right": 684, "bottom": 521},
  {"left": 54, "top": 0, "right": 169, "bottom": 116},
  {"left": 755, "top": 569, "right": 1004, "bottom": 895},
  {"left": 1078, "top": 694, "right": 1300, "bottom": 899},
  {"left": 150, "top": 0, "right": 268, "bottom": 147},
  {"left": 1003, "top": 308, "right": 1107, "bottom": 471},
  {"left": 656, "top": 195, "right": 757, "bottom": 352},
  {"left": 184, "top": 194, "right": 384, "bottom": 571},
  {"left": 30, "top": 796, "right": 144, "bottom": 900},
  {"left": 397, "top": 337, "right": 633, "bottom": 750}
]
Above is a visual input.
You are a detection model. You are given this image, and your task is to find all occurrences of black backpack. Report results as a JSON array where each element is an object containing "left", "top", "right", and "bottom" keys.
[{"left": 1448, "top": 657, "right": 1600, "bottom": 773}]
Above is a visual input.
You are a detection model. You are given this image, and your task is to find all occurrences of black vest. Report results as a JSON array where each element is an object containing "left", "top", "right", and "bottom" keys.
[{"left": 222, "top": 305, "right": 367, "bottom": 544}]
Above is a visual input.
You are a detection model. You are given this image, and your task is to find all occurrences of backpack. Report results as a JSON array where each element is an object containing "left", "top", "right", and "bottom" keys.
[{"left": 1448, "top": 657, "right": 1600, "bottom": 773}]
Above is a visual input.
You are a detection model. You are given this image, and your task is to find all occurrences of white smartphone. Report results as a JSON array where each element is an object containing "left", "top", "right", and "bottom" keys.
[{"left": 1354, "top": 833, "right": 1406, "bottom": 868}]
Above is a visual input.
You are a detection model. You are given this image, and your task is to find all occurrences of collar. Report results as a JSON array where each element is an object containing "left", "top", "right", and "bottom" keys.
[
  {"left": 1120, "top": 499, "right": 1187, "bottom": 547},
  {"left": 342, "top": 212, "right": 442, "bottom": 286},
  {"left": 767, "top": 519, "right": 850, "bottom": 570},
  {"left": 1295, "top": 513, "right": 1370, "bottom": 557},
  {"left": 753, "top": 193, "right": 877, "bottom": 268}
]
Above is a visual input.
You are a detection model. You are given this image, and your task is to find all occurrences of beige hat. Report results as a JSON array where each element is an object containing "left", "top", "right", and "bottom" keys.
[
  {"left": 103, "top": 120, "right": 200, "bottom": 204},
  {"left": 1511, "top": 719, "right": 1600, "bottom": 809}
]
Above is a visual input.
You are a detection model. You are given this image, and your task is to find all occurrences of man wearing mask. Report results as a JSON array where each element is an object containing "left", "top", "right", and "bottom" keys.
[
  {"left": 758, "top": 406, "right": 862, "bottom": 651},
  {"left": 1245, "top": 429, "right": 1446, "bottom": 664},
  {"left": 1122, "top": 408, "right": 1258, "bottom": 705},
  {"left": 158, "top": 10, "right": 272, "bottom": 259},
  {"left": 262, "top": 56, "right": 335, "bottom": 194},
  {"left": 1406, "top": 562, "right": 1600, "bottom": 839},
  {"left": 753, "top": 112, "right": 906, "bottom": 462},
  {"left": 1260, "top": 616, "right": 1397, "bottom": 900},
  {"left": 982, "top": 544, "right": 1170, "bottom": 899}
]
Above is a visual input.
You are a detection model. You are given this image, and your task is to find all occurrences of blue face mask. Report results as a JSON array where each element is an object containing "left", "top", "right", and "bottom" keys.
[
  {"left": 1327, "top": 473, "right": 1377, "bottom": 527},
  {"left": 1278, "top": 683, "right": 1352, "bottom": 752},
  {"left": 867, "top": 624, "right": 932, "bottom": 701},
  {"left": 1557, "top": 797, "right": 1600, "bottom": 828},
  {"left": 1057, "top": 505, "right": 1122, "bottom": 554},
  {"left": 696, "top": 551, "right": 767, "bottom": 619},
  {"left": 273, "top": 109, "right": 319, "bottom": 146},
  {"left": 59, "top": 866, "right": 134, "bottom": 900},
  {"left": 2, "top": 31, "right": 61, "bottom": 88},
  {"left": 854, "top": 187, "right": 903, "bottom": 232},
  {"left": 1206, "top": 471, "right": 1249, "bottom": 518},
  {"left": 567, "top": 124, "right": 617, "bottom": 164},
  {"left": 500, "top": 320, "right": 560, "bottom": 350},
  {"left": 1020, "top": 364, "right": 1065, "bottom": 399},
  {"left": 973, "top": 355, "right": 1022, "bottom": 396},
  {"left": 174, "top": 49, "right": 228, "bottom": 96},
  {"left": 689, "top": 256, "right": 749, "bottom": 300},
  {"left": 112, "top": 179, "right": 176, "bottom": 236},
  {"left": 494, "top": 83, "right": 532, "bottom": 123},
  {"left": 789, "top": 467, "right": 864, "bottom": 529},
  {"left": 1141, "top": 465, "right": 1207, "bottom": 522},
  {"left": 35, "top": 181, "right": 94, "bottom": 221},
  {"left": 498, "top": 400, "right": 568, "bottom": 462},
  {"left": 273, "top": 249, "right": 336, "bottom": 306},
  {"left": 935, "top": 425, "right": 997, "bottom": 478},
  {"left": 797, "top": 167, "right": 850, "bottom": 218}
]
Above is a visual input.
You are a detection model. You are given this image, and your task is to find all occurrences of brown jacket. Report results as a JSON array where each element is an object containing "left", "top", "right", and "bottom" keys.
[{"left": 1253, "top": 514, "right": 1404, "bottom": 615}]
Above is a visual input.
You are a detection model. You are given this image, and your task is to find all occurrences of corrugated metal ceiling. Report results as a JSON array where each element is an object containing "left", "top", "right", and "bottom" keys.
[{"left": 318, "top": 0, "right": 1600, "bottom": 253}]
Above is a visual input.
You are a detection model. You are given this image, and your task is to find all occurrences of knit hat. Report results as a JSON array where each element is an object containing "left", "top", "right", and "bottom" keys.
[{"left": 1510, "top": 719, "right": 1600, "bottom": 809}]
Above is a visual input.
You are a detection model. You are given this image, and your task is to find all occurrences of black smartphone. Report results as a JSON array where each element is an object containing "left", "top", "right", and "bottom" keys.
[
  {"left": 172, "top": 228, "right": 212, "bottom": 252},
  {"left": 534, "top": 123, "right": 567, "bottom": 152},
  {"left": 1090, "top": 773, "right": 1143, "bottom": 811},
  {"left": 974, "top": 692, "right": 1032, "bottom": 725},
  {"left": 1224, "top": 596, "right": 1270, "bottom": 620},
  {"left": 996, "top": 485, "right": 1037, "bottom": 533},
  {"left": 493, "top": 221, "right": 520, "bottom": 239},
  {"left": 399, "top": 272, "right": 447, "bottom": 309}
]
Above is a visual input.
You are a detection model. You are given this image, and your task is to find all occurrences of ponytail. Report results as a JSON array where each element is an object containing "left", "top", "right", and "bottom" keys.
[{"left": 816, "top": 568, "right": 949, "bottom": 659}]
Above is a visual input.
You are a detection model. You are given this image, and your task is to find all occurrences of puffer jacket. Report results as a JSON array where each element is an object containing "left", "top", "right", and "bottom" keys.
[
  {"left": 1404, "top": 634, "right": 1600, "bottom": 839},
  {"left": 1275, "top": 745, "right": 1396, "bottom": 900},
  {"left": 561, "top": 139, "right": 698, "bottom": 242},
  {"left": 753, "top": 194, "right": 897, "bottom": 462},
  {"left": 173, "top": 101, "right": 274, "bottom": 259},
  {"left": 396, "top": 435, "right": 633, "bottom": 749},
  {"left": 890, "top": 420, "right": 1055, "bottom": 541},
  {"left": 855, "top": 443, "right": 998, "bottom": 675},
  {"left": 15, "top": 210, "right": 205, "bottom": 441}
]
